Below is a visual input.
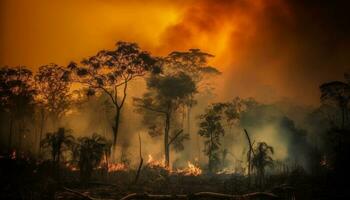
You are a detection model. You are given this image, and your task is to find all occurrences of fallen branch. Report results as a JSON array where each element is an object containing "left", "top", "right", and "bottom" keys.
[
  {"left": 120, "top": 191, "right": 280, "bottom": 200},
  {"left": 168, "top": 129, "right": 183, "bottom": 146},
  {"left": 62, "top": 187, "right": 97, "bottom": 200},
  {"left": 87, "top": 182, "right": 118, "bottom": 187}
]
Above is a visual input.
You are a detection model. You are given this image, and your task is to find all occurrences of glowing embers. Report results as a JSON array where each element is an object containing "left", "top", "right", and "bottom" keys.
[
  {"left": 320, "top": 155, "right": 331, "bottom": 169},
  {"left": 146, "top": 154, "right": 168, "bottom": 169},
  {"left": 146, "top": 154, "right": 202, "bottom": 176},
  {"left": 216, "top": 168, "right": 236, "bottom": 175},
  {"left": 65, "top": 163, "right": 78, "bottom": 171},
  {"left": 175, "top": 161, "right": 202, "bottom": 176},
  {"left": 10, "top": 150, "right": 16, "bottom": 160},
  {"left": 107, "top": 162, "right": 127, "bottom": 172}
]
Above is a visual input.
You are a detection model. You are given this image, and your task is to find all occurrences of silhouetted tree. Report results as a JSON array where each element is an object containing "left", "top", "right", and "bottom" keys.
[
  {"left": 0, "top": 66, "right": 36, "bottom": 150},
  {"left": 68, "top": 41, "right": 158, "bottom": 148},
  {"left": 134, "top": 72, "right": 195, "bottom": 166},
  {"left": 40, "top": 127, "right": 75, "bottom": 180},
  {"left": 165, "top": 49, "right": 220, "bottom": 150},
  {"left": 34, "top": 63, "right": 71, "bottom": 151},
  {"left": 221, "top": 98, "right": 258, "bottom": 184},
  {"left": 251, "top": 142, "right": 274, "bottom": 188},
  {"left": 198, "top": 103, "right": 226, "bottom": 172},
  {"left": 320, "top": 80, "right": 350, "bottom": 128},
  {"left": 73, "top": 134, "right": 110, "bottom": 182},
  {"left": 319, "top": 75, "right": 350, "bottom": 180}
]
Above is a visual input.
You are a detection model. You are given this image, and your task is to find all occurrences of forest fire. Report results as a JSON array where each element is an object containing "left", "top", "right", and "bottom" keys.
[
  {"left": 10, "top": 150, "right": 16, "bottom": 160},
  {"left": 146, "top": 155, "right": 202, "bottom": 176},
  {"left": 145, "top": 155, "right": 201, "bottom": 176},
  {"left": 146, "top": 154, "right": 168, "bottom": 169},
  {"left": 216, "top": 168, "right": 236, "bottom": 175},
  {"left": 175, "top": 161, "right": 202, "bottom": 176},
  {"left": 107, "top": 163, "right": 127, "bottom": 172},
  {"left": 65, "top": 163, "right": 78, "bottom": 171},
  {"left": 1, "top": 1, "right": 349, "bottom": 199}
]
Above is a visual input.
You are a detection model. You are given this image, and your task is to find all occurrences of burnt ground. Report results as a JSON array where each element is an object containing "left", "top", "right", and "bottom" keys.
[{"left": 0, "top": 157, "right": 347, "bottom": 200}]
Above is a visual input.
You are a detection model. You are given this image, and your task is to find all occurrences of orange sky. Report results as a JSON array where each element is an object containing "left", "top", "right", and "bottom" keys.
[{"left": 1, "top": 0, "right": 349, "bottom": 105}]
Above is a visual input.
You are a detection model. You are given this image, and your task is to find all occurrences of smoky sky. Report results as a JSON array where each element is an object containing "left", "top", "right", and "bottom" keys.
[
  {"left": 156, "top": 0, "right": 350, "bottom": 105},
  {"left": 1, "top": 0, "right": 350, "bottom": 105}
]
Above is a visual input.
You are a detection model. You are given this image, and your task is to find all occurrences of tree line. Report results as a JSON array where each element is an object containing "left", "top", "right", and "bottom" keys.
[{"left": 1, "top": 40, "right": 350, "bottom": 187}]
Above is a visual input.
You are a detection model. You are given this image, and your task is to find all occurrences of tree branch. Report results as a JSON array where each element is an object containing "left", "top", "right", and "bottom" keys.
[
  {"left": 62, "top": 187, "right": 97, "bottom": 200},
  {"left": 168, "top": 129, "right": 183, "bottom": 146},
  {"left": 139, "top": 105, "right": 168, "bottom": 114}
]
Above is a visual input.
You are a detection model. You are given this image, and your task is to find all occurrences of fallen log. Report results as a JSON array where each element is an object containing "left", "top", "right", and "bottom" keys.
[
  {"left": 120, "top": 191, "right": 280, "bottom": 200},
  {"left": 62, "top": 187, "right": 98, "bottom": 200}
]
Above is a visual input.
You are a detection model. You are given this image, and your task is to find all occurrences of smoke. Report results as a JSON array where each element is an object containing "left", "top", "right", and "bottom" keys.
[
  {"left": 155, "top": 0, "right": 350, "bottom": 105},
  {"left": 1, "top": 0, "right": 348, "bottom": 173}
]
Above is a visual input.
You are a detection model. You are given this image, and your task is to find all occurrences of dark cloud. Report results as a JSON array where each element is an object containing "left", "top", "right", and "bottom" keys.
[{"left": 157, "top": 0, "right": 350, "bottom": 105}]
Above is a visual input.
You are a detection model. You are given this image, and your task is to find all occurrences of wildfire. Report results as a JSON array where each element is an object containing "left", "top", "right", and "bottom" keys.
[
  {"left": 146, "top": 154, "right": 202, "bottom": 176},
  {"left": 147, "top": 154, "right": 168, "bottom": 169},
  {"left": 217, "top": 168, "right": 236, "bottom": 175},
  {"left": 107, "top": 163, "right": 127, "bottom": 172},
  {"left": 65, "top": 163, "right": 78, "bottom": 171},
  {"left": 320, "top": 155, "right": 331, "bottom": 169},
  {"left": 10, "top": 150, "right": 16, "bottom": 160},
  {"left": 175, "top": 161, "right": 202, "bottom": 176}
]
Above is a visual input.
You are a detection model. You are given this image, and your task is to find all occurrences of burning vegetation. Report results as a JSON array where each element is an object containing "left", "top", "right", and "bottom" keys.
[{"left": 1, "top": 40, "right": 350, "bottom": 199}]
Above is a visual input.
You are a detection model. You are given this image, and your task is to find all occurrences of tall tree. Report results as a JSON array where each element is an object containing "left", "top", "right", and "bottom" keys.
[
  {"left": 320, "top": 79, "right": 350, "bottom": 128},
  {"left": 165, "top": 49, "right": 220, "bottom": 144},
  {"left": 0, "top": 66, "right": 36, "bottom": 150},
  {"left": 34, "top": 63, "right": 71, "bottom": 151},
  {"left": 198, "top": 103, "right": 226, "bottom": 173},
  {"left": 134, "top": 72, "right": 195, "bottom": 167},
  {"left": 68, "top": 41, "right": 158, "bottom": 147},
  {"left": 243, "top": 129, "right": 255, "bottom": 186}
]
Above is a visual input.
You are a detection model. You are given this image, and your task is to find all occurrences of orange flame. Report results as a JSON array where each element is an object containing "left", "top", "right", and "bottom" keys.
[
  {"left": 147, "top": 154, "right": 168, "bottom": 169},
  {"left": 175, "top": 161, "right": 202, "bottom": 176},
  {"left": 146, "top": 154, "right": 202, "bottom": 176},
  {"left": 65, "top": 163, "right": 78, "bottom": 171},
  {"left": 217, "top": 168, "right": 236, "bottom": 175},
  {"left": 10, "top": 150, "right": 16, "bottom": 160},
  {"left": 107, "top": 163, "right": 127, "bottom": 172}
]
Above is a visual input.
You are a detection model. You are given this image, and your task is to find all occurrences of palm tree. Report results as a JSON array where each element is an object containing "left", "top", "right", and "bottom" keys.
[
  {"left": 74, "top": 133, "right": 110, "bottom": 182},
  {"left": 251, "top": 142, "right": 274, "bottom": 188},
  {"left": 40, "top": 127, "right": 75, "bottom": 180}
]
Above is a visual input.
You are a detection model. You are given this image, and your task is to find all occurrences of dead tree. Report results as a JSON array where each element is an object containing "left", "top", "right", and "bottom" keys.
[
  {"left": 134, "top": 133, "right": 143, "bottom": 184},
  {"left": 244, "top": 129, "right": 255, "bottom": 187}
]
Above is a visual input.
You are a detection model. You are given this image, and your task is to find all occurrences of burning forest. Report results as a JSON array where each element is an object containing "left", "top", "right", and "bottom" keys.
[{"left": 1, "top": 0, "right": 350, "bottom": 199}]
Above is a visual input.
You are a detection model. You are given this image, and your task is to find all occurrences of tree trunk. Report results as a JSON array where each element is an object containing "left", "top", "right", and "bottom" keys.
[
  {"left": 18, "top": 121, "right": 23, "bottom": 151},
  {"left": 113, "top": 108, "right": 121, "bottom": 147},
  {"left": 56, "top": 149, "right": 61, "bottom": 182},
  {"left": 134, "top": 133, "right": 143, "bottom": 184},
  {"left": 38, "top": 110, "right": 45, "bottom": 154},
  {"left": 164, "top": 113, "right": 170, "bottom": 167},
  {"left": 187, "top": 105, "right": 191, "bottom": 136},
  {"left": 244, "top": 129, "right": 254, "bottom": 187},
  {"left": 208, "top": 132, "right": 213, "bottom": 173},
  {"left": 341, "top": 107, "right": 345, "bottom": 128},
  {"left": 8, "top": 116, "right": 13, "bottom": 151}
]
